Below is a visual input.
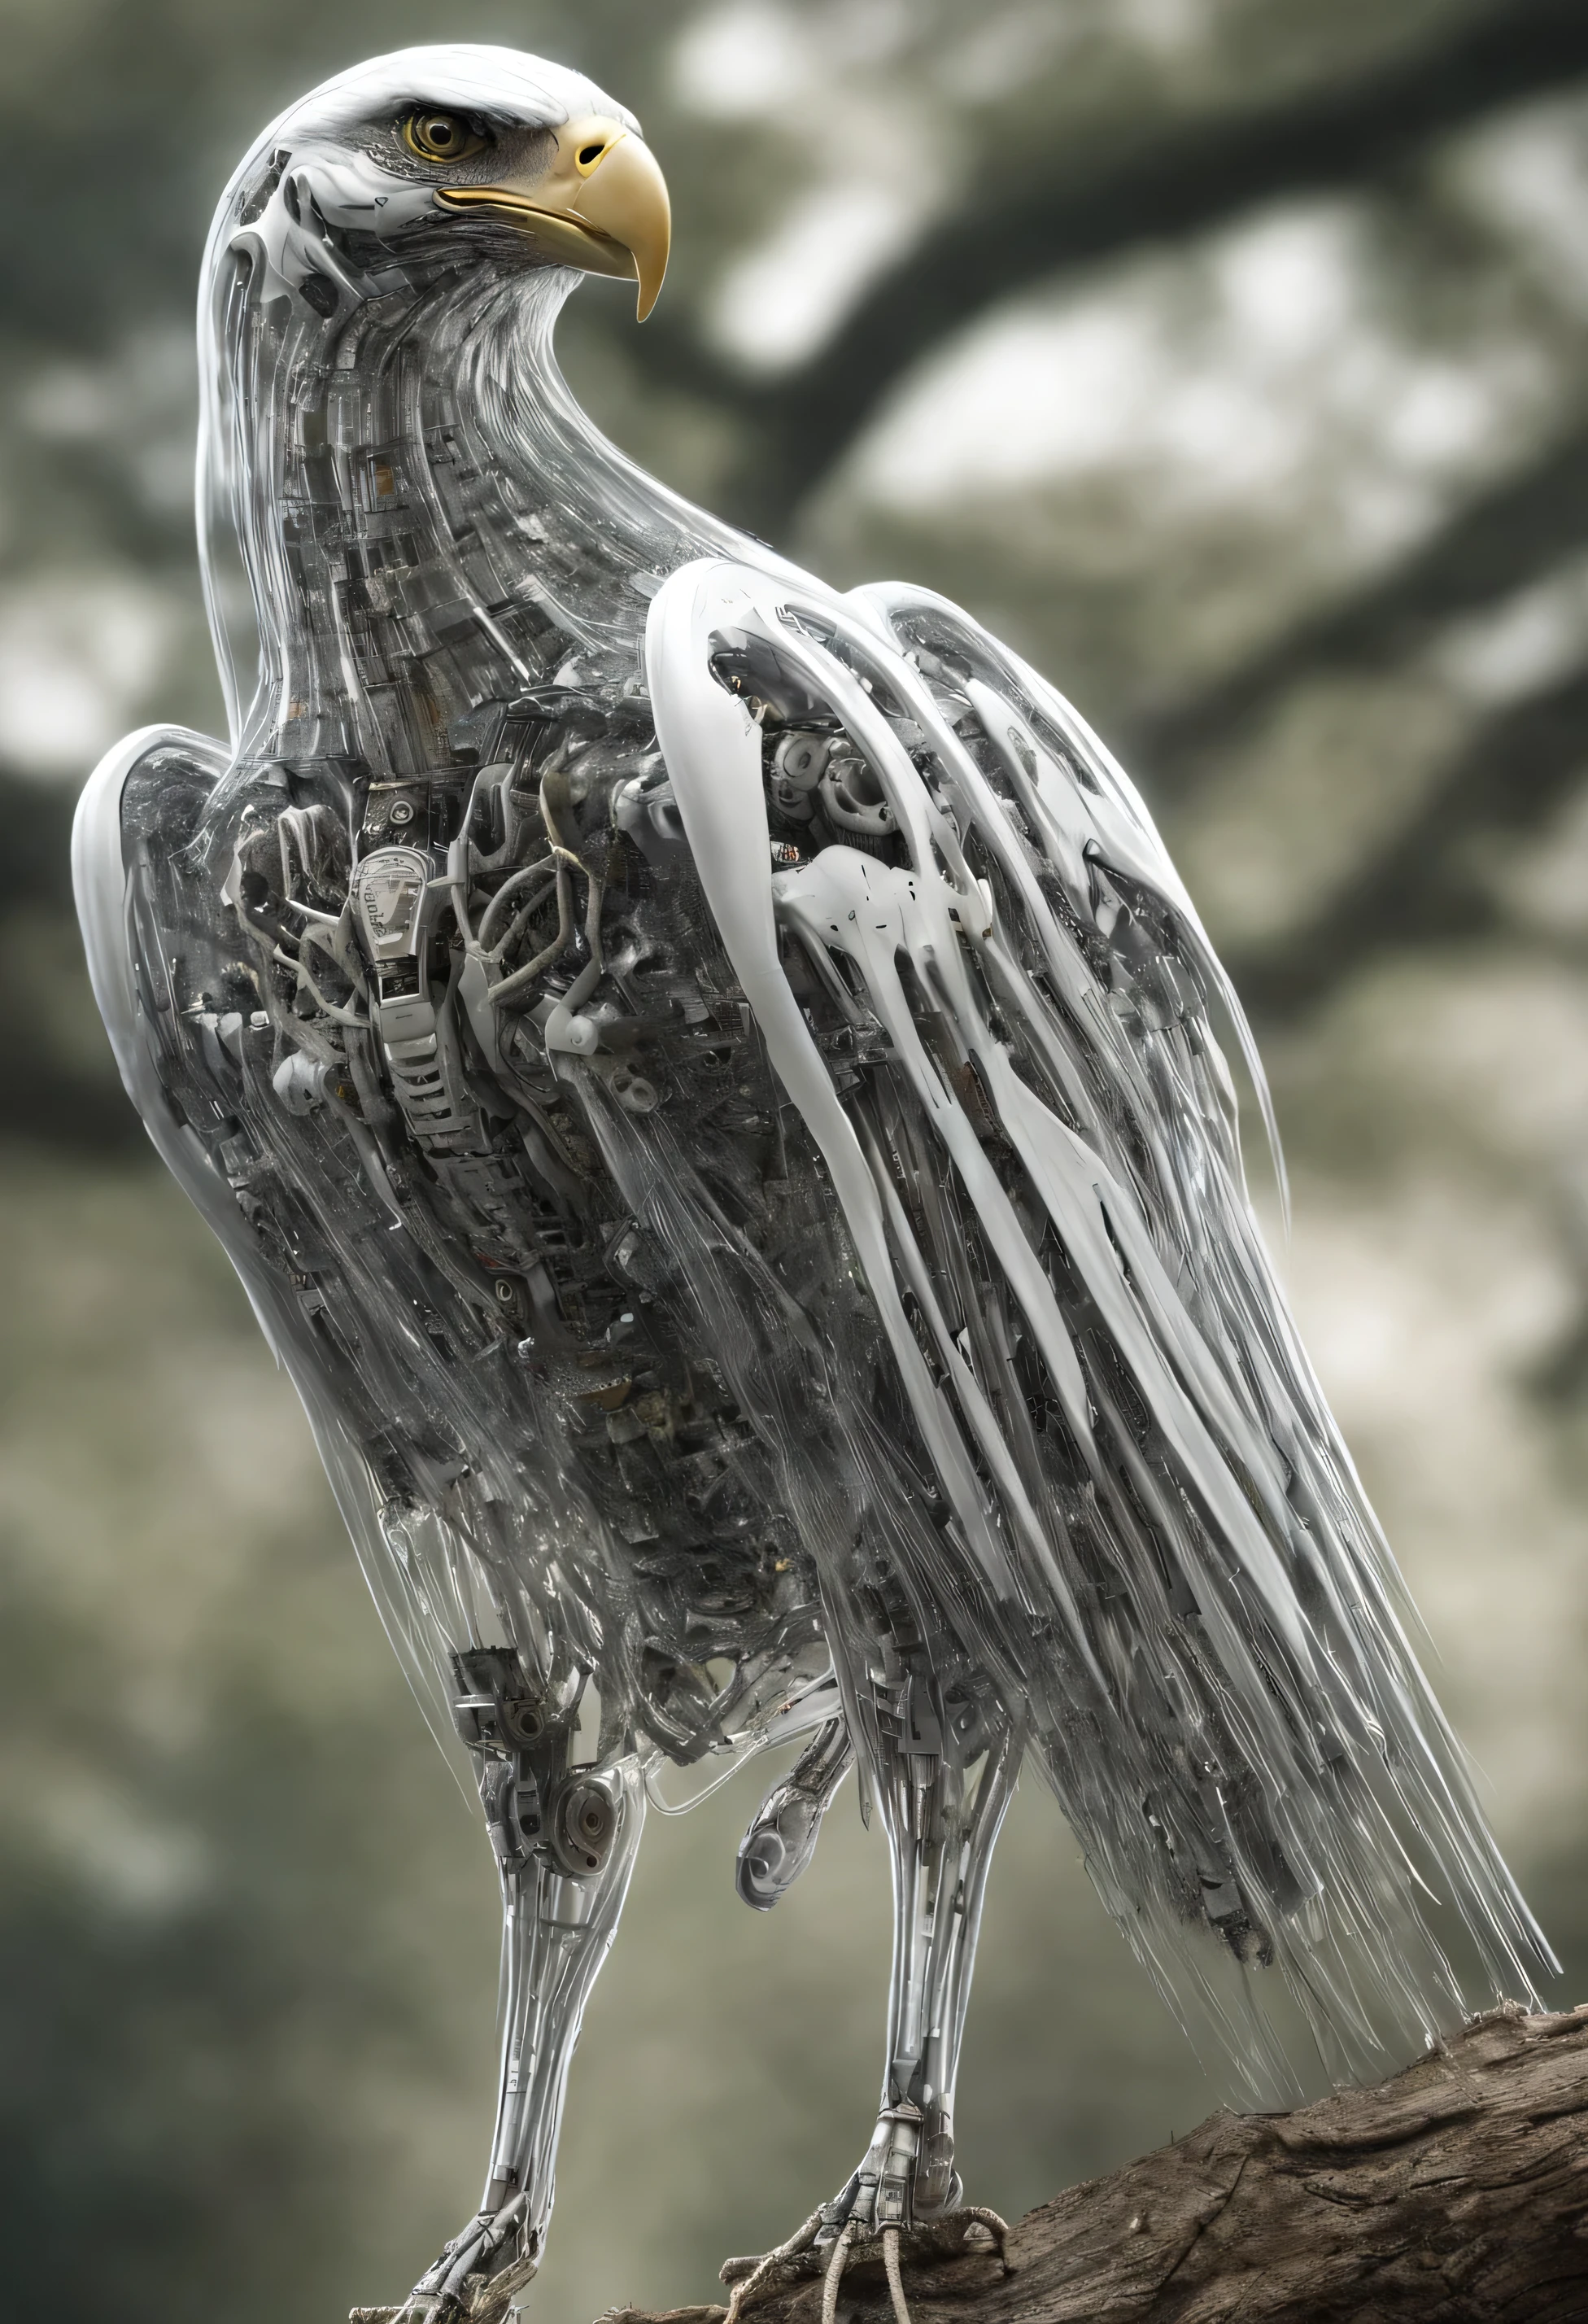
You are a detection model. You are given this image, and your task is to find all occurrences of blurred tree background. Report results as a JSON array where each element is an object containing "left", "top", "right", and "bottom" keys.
[{"left": 5, "top": 0, "right": 1588, "bottom": 2316}]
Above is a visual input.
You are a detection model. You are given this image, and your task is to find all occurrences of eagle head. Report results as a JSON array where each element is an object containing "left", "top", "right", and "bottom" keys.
[{"left": 218, "top": 44, "right": 670, "bottom": 326}]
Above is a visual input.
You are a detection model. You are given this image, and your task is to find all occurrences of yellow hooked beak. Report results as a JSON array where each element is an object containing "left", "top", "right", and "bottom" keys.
[{"left": 434, "top": 115, "right": 670, "bottom": 321}]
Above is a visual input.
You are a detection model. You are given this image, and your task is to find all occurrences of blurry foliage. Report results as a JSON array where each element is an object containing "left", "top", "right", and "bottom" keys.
[{"left": 7, "top": 0, "right": 1588, "bottom": 2317}]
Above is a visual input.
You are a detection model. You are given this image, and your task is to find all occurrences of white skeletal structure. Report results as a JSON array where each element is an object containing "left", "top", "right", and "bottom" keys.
[{"left": 73, "top": 43, "right": 1551, "bottom": 2323}]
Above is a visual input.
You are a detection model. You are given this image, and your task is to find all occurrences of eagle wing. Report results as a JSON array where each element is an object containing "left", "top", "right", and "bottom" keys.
[
  {"left": 72, "top": 727, "right": 839, "bottom": 1817},
  {"left": 75, "top": 725, "right": 504, "bottom": 1764},
  {"left": 647, "top": 555, "right": 1553, "bottom": 2095}
]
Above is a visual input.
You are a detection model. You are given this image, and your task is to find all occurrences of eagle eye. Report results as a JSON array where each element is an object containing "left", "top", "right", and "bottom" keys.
[{"left": 403, "top": 111, "right": 489, "bottom": 165}]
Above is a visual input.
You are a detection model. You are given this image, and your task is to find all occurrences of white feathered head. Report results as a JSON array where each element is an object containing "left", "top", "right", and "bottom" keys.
[
  {"left": 212, "top": 44, "right": 669, "bottom": 327},
  {"left": 196, "top": 46, "right": 681, "bottom": 748}
]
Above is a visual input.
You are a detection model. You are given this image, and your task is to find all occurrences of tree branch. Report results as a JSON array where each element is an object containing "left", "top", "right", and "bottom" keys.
[
  {"left": 0, "top": 771, "right": 141, "bottom": 1151},
  {"left": 639, "top": 0, "right": 1588, "bottom": 535},
  {"left": 626, "top": 2004, "right": 1588, "bottom": 2324},
  {"left": 1136, "top": 426, "right": 1588, "bottom": 770},
  {"left": 1227, "top": 663, "right": 1588, "bottom": 1015}
]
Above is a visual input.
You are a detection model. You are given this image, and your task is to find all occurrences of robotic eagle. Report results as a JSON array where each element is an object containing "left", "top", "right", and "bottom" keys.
[{"left": 74, "top": 44, "right": 1553, "bottom": 2324}]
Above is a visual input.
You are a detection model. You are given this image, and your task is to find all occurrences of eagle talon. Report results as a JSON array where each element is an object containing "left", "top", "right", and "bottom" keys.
[
  {"left": 353, "top": 2206, "right": 537, "bottom": 2324},
  {"left": 717, "top": 2173, "right": 1008, "bottom": 2324},
  {"left": 906, "top": 2204, "right": 1013, "bottom": 2274},
  {"left": 348, "top": 2304, "right": 457, "bottom": 2324},
  {"left": 718, "top": 2205, "right": 825, "bottom": 2324}
]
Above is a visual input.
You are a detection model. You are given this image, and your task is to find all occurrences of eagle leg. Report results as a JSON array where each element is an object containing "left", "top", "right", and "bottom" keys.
[
  {"left": 713, "top": 1715, "right": 1019, "bottom": 2320},
  {"left": 352, "top": 1758, "right": 647, "bottom": 2324},
  {"left": 840, "top": 1706, "right": 1021, "bottom": 2235}
]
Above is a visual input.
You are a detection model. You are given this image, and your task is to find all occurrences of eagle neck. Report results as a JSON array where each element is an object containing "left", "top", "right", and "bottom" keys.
[{"left": 201, "top": 260, "right": 733, "bottom": 780}]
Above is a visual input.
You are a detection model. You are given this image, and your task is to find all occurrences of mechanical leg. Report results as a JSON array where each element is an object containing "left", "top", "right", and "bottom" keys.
[
  {"left": 356, "top": 1656, "right": 645, "bottom": 2324},
  {"left": 718, "top": 1705, "right": 1019, "bottom": 2324},
  {"left": 844, "top": 1710, "right": 1021, "bottom": 2234}
]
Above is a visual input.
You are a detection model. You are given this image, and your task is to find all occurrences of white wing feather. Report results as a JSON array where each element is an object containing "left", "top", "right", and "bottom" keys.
[{"left": 648, "top": 554, "right": 1552, "bottom": 2095}]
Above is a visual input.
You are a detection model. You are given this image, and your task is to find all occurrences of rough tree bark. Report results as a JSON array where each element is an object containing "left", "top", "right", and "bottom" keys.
[{"left": 622, "top": 2005, "right": 1588, "bottom": 2324}]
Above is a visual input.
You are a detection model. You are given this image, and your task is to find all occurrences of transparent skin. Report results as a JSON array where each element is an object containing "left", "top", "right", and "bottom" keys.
[{"left": 72, "top": 44, "right": 1553, "bottom": 2320}]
